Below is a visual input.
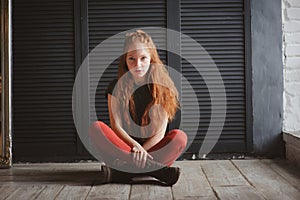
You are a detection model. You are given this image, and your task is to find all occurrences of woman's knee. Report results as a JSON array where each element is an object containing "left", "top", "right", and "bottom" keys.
[
  {"left": 89, "top": 121, "right": 108, "bottom": 137},
  {"left": 168, "top": 129, "right": 188, "bottom": 148}
]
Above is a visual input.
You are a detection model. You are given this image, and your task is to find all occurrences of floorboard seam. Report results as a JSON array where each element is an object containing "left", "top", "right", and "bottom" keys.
[
  {"left": 200, "top": 164, "right": 220, "bottom": 200},
  {"left": 4, "top": 186, "right": 20, "bottom": 200},
  {"left": 230, "top": 160, "right": 255, "bottom": 188},
  {"left": 33, "top": 185, "right": 47, "bottom": 200},
  {"left": 84, "top": 185, "right": 93, "bottom": 200},
  {"left": 53, "top": 185, "right": 65, "bottom": 200},
  {"left": 171, "top": 185, "right": 175, "bottom": 200},
  {"left": 128, "top": 184, "right": 133, "bottom": 200},
  {"left": 230, "top": 160, "right": 268, "bottom": 200}
]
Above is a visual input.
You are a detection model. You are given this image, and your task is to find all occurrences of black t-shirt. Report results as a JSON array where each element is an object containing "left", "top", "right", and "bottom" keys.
[
  {"left": 106, "top": 79, "right": 153, "bottom": 126},
  {"left": 106, "top": 79, "right": 180, "bottom": 144}
]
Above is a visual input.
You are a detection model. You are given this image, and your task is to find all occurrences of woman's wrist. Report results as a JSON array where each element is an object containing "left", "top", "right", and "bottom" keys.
[
  {"left": 130, "top": 141, "right": 139, "bottom": 150},
  {"left": 132, "top": 142, "right": 146, "bottom": 153}
]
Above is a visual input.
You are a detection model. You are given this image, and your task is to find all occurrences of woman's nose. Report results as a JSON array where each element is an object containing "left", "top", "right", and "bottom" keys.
[{"left": 136, "top": 59, "right": 142, "bottom": 67}]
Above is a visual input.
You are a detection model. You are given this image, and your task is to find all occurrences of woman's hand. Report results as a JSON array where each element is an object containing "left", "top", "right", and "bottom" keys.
[{"left": 131, "top": 143, "right": 153, "bottom": 168}]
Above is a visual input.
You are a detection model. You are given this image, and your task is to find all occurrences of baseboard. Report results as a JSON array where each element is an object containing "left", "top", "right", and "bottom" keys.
[{"left": 283, "top": 131, "right": 300, "bottom": 166}]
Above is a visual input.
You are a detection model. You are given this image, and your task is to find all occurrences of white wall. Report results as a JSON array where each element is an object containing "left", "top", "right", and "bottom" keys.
[{"left": 283, "top": 0, "right": 300, "bottom": 133}]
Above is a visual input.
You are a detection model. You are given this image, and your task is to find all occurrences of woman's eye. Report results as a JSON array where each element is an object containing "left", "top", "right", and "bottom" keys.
[{"left": 128, "top": 57, "right": 135, "bottom": 61}]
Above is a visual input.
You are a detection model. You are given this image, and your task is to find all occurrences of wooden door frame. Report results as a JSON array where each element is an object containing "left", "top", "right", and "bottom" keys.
[{"left": 0, "top": 0, "right": 11, "bottom": 168}]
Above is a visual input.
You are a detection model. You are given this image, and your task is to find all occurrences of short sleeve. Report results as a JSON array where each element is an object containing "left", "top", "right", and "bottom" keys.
[{"left": 105, "top": 79, "right": 118, "bottom": 99}]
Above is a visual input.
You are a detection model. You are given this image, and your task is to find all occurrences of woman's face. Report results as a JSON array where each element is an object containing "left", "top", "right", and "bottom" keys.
[{"left": 126, "top": 43, "right": 151, "bottom": 83}]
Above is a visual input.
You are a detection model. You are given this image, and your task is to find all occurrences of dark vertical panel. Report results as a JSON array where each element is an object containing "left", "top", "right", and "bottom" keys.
[
  {"left": 12, "top": 0, "right": 78, "bottom": 161},
  {"left": 181, "top": 0, "right": 247, "bottom": 154},
  {"left": 74, "top": 0, "right": 90, "bottom": 156},
  {"left": 167, "top": 0, "right": 182, "bottom": 130},
  {"left": 251, "top": 0, "right": 283, "bottom": 156}
]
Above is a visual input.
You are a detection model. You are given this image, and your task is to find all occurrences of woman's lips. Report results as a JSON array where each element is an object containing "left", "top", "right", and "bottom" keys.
[{"left": 135, "top": 69, "right": 143, "bottom": 73}]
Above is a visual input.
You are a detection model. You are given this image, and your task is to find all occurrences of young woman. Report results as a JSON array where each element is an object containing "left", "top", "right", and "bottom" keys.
[{"left": 89, "top": 30, "right": 187, "bottom": 186}]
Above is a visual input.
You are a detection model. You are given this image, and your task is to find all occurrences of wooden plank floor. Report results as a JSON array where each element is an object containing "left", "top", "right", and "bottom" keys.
[{"left": 0, "top": 159, "right": 299, "bottom": 200}]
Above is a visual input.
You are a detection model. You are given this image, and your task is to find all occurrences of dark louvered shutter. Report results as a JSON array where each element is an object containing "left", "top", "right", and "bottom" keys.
[
  {"left": 181, "top": 0, "right": 247, "bottom": 153},
  {"left": 88, "top": 0, "right": 167, "bottom": 125},
  {"left": 12, "top": 0, "right": 248, "bottom": 162},
  {"left": 12, "top": 0, "right": 78, "bottom": 161}
]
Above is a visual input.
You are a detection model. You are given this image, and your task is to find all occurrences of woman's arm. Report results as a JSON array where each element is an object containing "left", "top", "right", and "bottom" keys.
[
  {"left": 108, "top": 94, "right": 139, "bottom": 148},
  {"left": 142, "top": 108, "right": 168, "bottom": 151}
]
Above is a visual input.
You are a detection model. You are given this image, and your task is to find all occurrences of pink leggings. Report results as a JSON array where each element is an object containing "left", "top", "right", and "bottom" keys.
[{"left": 89, "top": 121, "right": 187, "bottom": 166}]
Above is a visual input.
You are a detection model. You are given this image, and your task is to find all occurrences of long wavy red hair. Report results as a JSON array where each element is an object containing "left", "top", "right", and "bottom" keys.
[{"left": 115, "top": 30, "right": 179, "bottom": 136}]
